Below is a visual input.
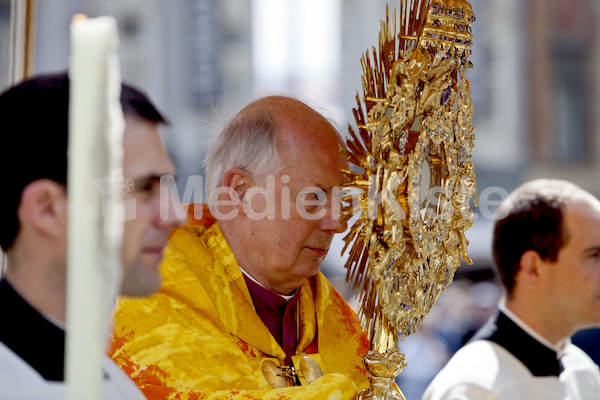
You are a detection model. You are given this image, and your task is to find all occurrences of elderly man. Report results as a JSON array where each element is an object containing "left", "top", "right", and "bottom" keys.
[
  {"left": 423, "top": 179, "right": 600, "bottom": 400},
  {"left": 0, "top": 73, "right": 184, "bottom": 399},
  {"left": 110, "top": 96, "right": 370, "bottom": 399}
]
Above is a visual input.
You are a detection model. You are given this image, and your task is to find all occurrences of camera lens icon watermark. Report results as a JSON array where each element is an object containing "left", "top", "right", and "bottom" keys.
[
  {"left": 101, "top": 179, "right": 133, "bottom": 200},
  {"left": 95, "top": 170, "right": 137, "bottom": 221}
]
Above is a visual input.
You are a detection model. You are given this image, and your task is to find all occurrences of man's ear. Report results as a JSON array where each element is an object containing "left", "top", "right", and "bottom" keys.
[
  {"left": 18, "top": 180, "right": 68, "bottom": 240},
  {"left": 518, "top": 250, "right": 542, "bottom": 286},
  {"left": 223, "top": 168, "right": 250, "bottom": 214}
]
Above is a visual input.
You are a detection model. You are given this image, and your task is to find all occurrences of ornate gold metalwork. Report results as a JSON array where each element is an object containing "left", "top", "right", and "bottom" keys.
[
  {"left": 341, "top": 1, "right": 477, "bottom": 398},
  {"left": 262, "top": 355, "right": 325, "bottom": 388}
]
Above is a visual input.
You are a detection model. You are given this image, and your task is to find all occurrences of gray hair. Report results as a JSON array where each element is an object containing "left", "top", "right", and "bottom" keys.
[{"left": 204, "top": 108, "right": 281, "bottom": 203}]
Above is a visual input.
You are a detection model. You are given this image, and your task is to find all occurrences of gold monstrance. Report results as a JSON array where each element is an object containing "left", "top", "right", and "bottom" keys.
[{"left": 341, "top": 1, "right": 477, "bottom": 398}]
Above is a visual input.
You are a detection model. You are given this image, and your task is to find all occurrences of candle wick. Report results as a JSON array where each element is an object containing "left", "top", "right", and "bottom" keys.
[{"left": 72, "top": 14, "right": 89, "bottom": 22}]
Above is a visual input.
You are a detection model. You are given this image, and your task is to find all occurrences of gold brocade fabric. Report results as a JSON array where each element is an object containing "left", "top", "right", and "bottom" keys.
[{"left": 109, "top": 205, "right": 370, "bottom": 400}]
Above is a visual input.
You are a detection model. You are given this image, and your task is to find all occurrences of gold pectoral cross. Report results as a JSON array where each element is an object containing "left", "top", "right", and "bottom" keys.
[{"left": 261, "top": 354, "right": 325, "bottom": 388}]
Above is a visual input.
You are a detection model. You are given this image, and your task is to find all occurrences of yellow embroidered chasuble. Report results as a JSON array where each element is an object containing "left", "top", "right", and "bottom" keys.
[{"left": 110, "top": 218, "right": 370, "bottom": 400}]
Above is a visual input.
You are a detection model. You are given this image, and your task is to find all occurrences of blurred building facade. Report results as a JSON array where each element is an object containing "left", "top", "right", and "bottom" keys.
[
  {"left": 1, "top": 1, "right": 599, "bottom": 395},
  {"left": 1, "top": 0, "right": 598, "bottom": 198}
]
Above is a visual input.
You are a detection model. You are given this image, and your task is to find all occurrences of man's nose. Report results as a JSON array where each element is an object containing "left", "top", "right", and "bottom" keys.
[
  {"left": 318, "top": 201, "right": 347, "bottom": 233},
  {"left": 157, "top": 184, "right": 188, "bottom": 228}
]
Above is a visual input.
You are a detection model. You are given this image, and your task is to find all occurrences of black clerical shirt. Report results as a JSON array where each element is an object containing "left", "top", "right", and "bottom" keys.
[
  {"left": 471, "top": 310, "right": 565, "bottom": 377},
  {"left": 0, "top": 278, "right": 66, "bottom": 381}
]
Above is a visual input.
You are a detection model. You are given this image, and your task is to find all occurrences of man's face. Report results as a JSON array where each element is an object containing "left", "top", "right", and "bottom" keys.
[
  {"left": 543, "top": 197, "right": 600, "bottom": 332},
  {"left": 120, "top": 116, "right": 183, "bottom": 296},
  {"left": 238, "top": 120, "right": 349, "bottom": 295}
]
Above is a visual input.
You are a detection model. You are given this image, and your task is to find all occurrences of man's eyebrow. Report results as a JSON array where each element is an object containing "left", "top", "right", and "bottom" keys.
[
  {"left": 131, "top": 174, "right": 177, "bottom": 187},
  {"left": 583, "top": 246, "right": 600, "bottom": 256},
  {"left": 302, "top": 185, "right": 334, "bottom": 196}
]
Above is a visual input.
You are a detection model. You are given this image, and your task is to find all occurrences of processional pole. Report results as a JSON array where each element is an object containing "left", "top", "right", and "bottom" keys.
[
  {"left": 8, "top": 0, "right": 36, "bottom": 85},
  {"left": 341, "top": 1, "right": 477, "bottom": 398}
]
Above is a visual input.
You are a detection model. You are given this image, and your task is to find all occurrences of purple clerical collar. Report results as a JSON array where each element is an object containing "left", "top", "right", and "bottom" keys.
[
  {"left": 240, "top": 267, "right": 300, "bottom": 364},
  {"left": 239, "top": 267, "right": 297, "bottom": 301}
]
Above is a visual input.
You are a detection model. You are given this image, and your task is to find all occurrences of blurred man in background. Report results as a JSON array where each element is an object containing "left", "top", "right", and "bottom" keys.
[{"left": 423, "top": 178, "right": 600, "bottom": 399}]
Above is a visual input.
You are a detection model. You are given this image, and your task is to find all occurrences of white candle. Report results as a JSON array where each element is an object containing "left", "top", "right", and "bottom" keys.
[{"left": 65, "top": 15, "right": 124, "bottom": 400}]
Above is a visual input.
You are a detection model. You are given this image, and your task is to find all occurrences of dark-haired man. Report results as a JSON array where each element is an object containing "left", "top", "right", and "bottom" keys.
[
  {"left": 423, "top": 179, "right": 600, "bottom": 399},
  {"left": 0, "top": 72, "right": 184, "bottom": 399}
]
